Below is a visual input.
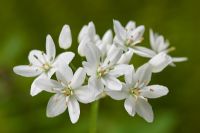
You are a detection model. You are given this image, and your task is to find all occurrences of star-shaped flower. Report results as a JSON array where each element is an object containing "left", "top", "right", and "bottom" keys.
[
  {"left": 107, "top": 64, "right": 169, "bottom": 122},
  {"left": 13, "top": 25, "right": 75, "bottom": 96},
  {"left": 35, "top": 65, "right": 94, "bottom": 123}
]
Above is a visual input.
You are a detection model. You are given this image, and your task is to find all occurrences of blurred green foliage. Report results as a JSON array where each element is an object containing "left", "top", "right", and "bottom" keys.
[{"left": 0, "top": 0, "right": 199, "bottom": 133}]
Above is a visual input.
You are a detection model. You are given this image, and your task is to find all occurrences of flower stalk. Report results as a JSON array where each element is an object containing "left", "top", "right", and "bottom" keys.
[{"left": 89, "top": 101, "right": 99, "bottom": 133}]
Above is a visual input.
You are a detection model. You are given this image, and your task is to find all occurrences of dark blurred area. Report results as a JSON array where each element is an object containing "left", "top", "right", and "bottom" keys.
[{"left": 0, "top": 0, "right": 199, "bottom": 133}]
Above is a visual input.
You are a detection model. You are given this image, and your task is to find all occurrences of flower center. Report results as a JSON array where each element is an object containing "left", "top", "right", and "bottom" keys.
[
  {"left": 42, "top": 63, "right": 51, "bottom": 72},
  {"left": 97, "top": 67, "right": 108, "bottom": 77},
  {"left": 130, "top": 88, "right": 140, "bottom": 96},
  {"left": 62, "top": 86, "right": 73, "bottom": 96}
]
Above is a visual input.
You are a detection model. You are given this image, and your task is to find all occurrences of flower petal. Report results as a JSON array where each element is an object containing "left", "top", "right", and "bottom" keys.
[
  {"left": 136, "top": 97, "right": 154, "bottom": 123},
  {"left": 88, "top": 77, "right": 104, "bottom": 99},
  {"left": 75, "top": 86, "right": 95, "bottom": 103},
  {"left": 102, "top": 75, "right": 122, "bottom": 91},
  {"left": 118, "top": 49, "right": 134, "bottom": 64},
  {"left": 134, "top": 46, "right": 156, "bottom": 58},
  {"left": 78, "top": 25, "right": 88, "bottom": 43},
  {"left": 70, "top": 67, "right": 86, "bottom": 89},
  {"left": 109, "top": 64, "right": 133, "bottom": 77},
  {"left": 172, "top": 57, "right": 188, "bottom": 62},
  {"left": 140, "top": 85, "right": 169, "bottom": 99},
  {"left": 28, "top": 50, "right": 45, "bottom": 66},
  {"left": 54, "top": 52, "right": 75, "bottom": 67},
  {"left": 59, "top": 25, "right": 72, "bottom": 49},
  {"left": 102, "top": 29, "right": 113, "bottom": 44},
  {"left": 68, "top": 96, "right": 80, "bottom": 124},
  {"left": 46, "top": 35, "right": 56, "bottom": 62},
  {"left": 149, "top": 52, "right": 172, "bottom": 73},
  {"left": 56, "top": 65, "right": 73, "bottom": 84},
  {"left": 30, "top": 74, "right": 47, "bottom": 96},
  {"left": 124, "top": 65, "right": 135, "bottom": 85},
  {"left": 35, "top": 78, "right": 63, "bottom": 93},
  {"left": 46, "top": 94, "right": 67, "bottom": 117},
  {"left": 124, "top": 96, "right": 136, "bottom": 116},
  {"left": 113, "top": 20, "right": 126, "bottom": 41},
  {"left": 135, "top": 63, "right": 152, "bottom": 86},
  {"left": 106, "top": 86, "right": 128, "bottom": 100},
  {"left": 125, "top": 21, "right": 136, "bottom": 31},
  {"left": 13, "top": 65, "right": 42, "bottom": 77}
]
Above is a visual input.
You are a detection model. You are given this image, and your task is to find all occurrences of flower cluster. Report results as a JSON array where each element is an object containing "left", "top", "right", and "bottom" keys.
[{"left": 13, "top": 20, "right": 187, "bottom": 124}]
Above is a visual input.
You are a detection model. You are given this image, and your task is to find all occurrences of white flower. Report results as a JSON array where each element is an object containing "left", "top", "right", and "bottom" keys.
[
  {"left": 107, "top": 64, "right": 169, "bottom": 122},
  {"left": 78, "top": 22, "right": 100, "bottom": 56},
  {"left": 83, "top": 43, "right": 132, "bottom": 99},
  {"left": 35, "top": 65, "right": 94, "bottom": 124},
  {"left": 113, "top": 20, "right": 153, "bottom": 58},
  {"left": 13, "top": 35, "right": 75, "bottom": 96},
  {"left": 148, "top": 29, "right": 188, "bottom": 65},
  {"left": 59, "top": 25, "right": 72, "bottom": 49},
  {"left": 148, "top": 52, "right": 172, "bottom": 73}
]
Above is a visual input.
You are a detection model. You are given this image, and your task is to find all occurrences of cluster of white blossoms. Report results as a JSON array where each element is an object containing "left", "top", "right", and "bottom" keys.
[{"left": 13, "top": 20, "right": 187, "bottom": 124}]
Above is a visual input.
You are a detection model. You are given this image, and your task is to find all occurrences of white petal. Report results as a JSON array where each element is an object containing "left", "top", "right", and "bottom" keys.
[
  {"left": 135, "top": 63, "right": 152, "bottom": 86},
  {"left": 130, "top": 25, "right": 145, "bottom": 43},
  {"left": 46, "top": 94, "right": 67, "bottom": 117},
  {"left": 78, "top": 37, "right": 90, "bottom": 56},
  {"left": 75, "top": 86, "right": 95, "bottom": 103},
  {"left": 78, "top": 25, "right": 88, "bottom": 43},
  {"left": 104, "top": 44, "right": 122, "bottom": 66},
  {"left": 113, "top": 20, "right": 126, "bottom": 41},
  {"left": 88, "top": 77, "right": 104, "bottom": 98},
  {"left": 56, "top": 65, "right": 73, "bottom": 84},
  {"left": 13, "top": 65, "right": 42, "bottom": 77},
  {"left": 59, "top": 25, "right": 72, "bottom": 49},
  {"left": 106, "top": 86, "right": 128, "bottom": 100},
  {"left": 149, "top": 29, "right": 157, "bottom": 51},
  {"left": 70, "top": 67, "right": 86, "bottom": 89},
  {"left": 102, "top": 29, "right": 113, "bottom": 44},
  {"left": 68, "top": 96, "right": 80, "bottom": 124},
  {"left": 118, "top": 49, "right": 134, "bottom": 64},
  {"left": 172, "top": 57, "right": 188, "bottom": 62},
  {"left": 109, "top": 64, "right": 133, "bottom": 77},
  {"left": 125, "top": 21, "right": 136, "bottom": 31},
  {"left": 54, "top": 52, "right": 75, "bottom": 67},
  {"left": 149, "top": 52, "right": 172, "bottom": 73},
  {"left": 84, "top": 43, "right": 100, "bottom": 66},
  {"left": 35, "top": 78, "right": 63, "bottom": 93},
  {"left": 87, "top": 22, "right": 96, "bottom": 41},
  {"left": 82, "top": 61, "right": 97, "bottom": 76},
  {"left": 28, "top": 50, "right": 45, "bottom": 66},
  {"left": 124, "top": 65, "right": 135, "bottom": 85},
  {"left": 102, "top": 75, "right": 122, "bottom": 91},
  {"left": 30, "top": 74, "right": 47, "bottom": 96},
  {"left": 136, "top": 97, "right": 154, "bottom": 123},
  {"left": 134, "top": 46, "right": 156, "bottom": 58},
  {"left": 140, "top": 85, "right": 169, "bottom": 98},
  {"left": 46, "top": 35, "right": 56, "bottom": 62},
  {"left": 124, "top": 96, "right": 136, "bottom": 116}
]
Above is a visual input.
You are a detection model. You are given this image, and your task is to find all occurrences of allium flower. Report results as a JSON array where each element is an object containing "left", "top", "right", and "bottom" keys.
[
  {"left": 35, "top": 65, "right": 94, "bottom": 123},
  {"left": 145, "top": 29, "right": 188, "bottom": 65},
  {"left": 113, "top": 20, "right": 152, "bottom": 58},
  {"left": 13, "top": 33, "right": 75, "bottom": 96},
  {"left": 107, "top": 64, "right": 169, "bottom": 122},
  {"left": 83, "top": 43, "right": 131, "bottom": 99}
]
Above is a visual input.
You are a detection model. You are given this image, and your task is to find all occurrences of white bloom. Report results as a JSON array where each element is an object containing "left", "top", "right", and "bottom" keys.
[
  {"left": 148, "top": 29, "right": 188, "bottom": 65},
  {"left": 113, "top": 20, "right": 153, "bottom": 58},
  {"left": 35, "top": 65, "right": 94, "bottom": 124},
  {"left": 78, "top": 22, "right": 100, "bottom": 56},
  {"left": 107, "top": 64, "right": 169, "bottom": 122},
  {"left": 13, "top": 35, "right": 75, "bottom": 96},
  {"left": 83, "top": 43, "right": 132, "bottom": 99},
  {"left": 59, "top": 25, "right": 72, "bottom": 49},
  {"left": 148, "top": 52, "right": 172, "bottom": 73}
]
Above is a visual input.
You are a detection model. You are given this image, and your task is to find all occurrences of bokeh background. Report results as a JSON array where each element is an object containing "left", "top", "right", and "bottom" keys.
[{"left": 0, "top": 0, "right": 199, "bottom": 133}]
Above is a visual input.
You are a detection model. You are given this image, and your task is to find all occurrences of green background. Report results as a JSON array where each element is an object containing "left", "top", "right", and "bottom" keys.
[{"left": 0, "top": 0, "right": 199, "bottom": 133}]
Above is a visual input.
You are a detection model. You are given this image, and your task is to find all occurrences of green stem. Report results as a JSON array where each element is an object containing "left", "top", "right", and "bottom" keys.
[{"left": 89, "top": 100, "right": 99, "bottom": 133}]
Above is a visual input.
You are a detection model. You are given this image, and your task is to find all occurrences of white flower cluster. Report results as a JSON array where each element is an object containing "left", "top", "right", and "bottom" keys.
[{"left": 13, "top": 20, "right": 187, "bottom": 124}]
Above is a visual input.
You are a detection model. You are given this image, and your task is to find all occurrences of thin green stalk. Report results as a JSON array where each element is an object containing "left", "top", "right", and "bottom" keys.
[{"left": 89, "top": 100, "right": 99, "bottom": 133}]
